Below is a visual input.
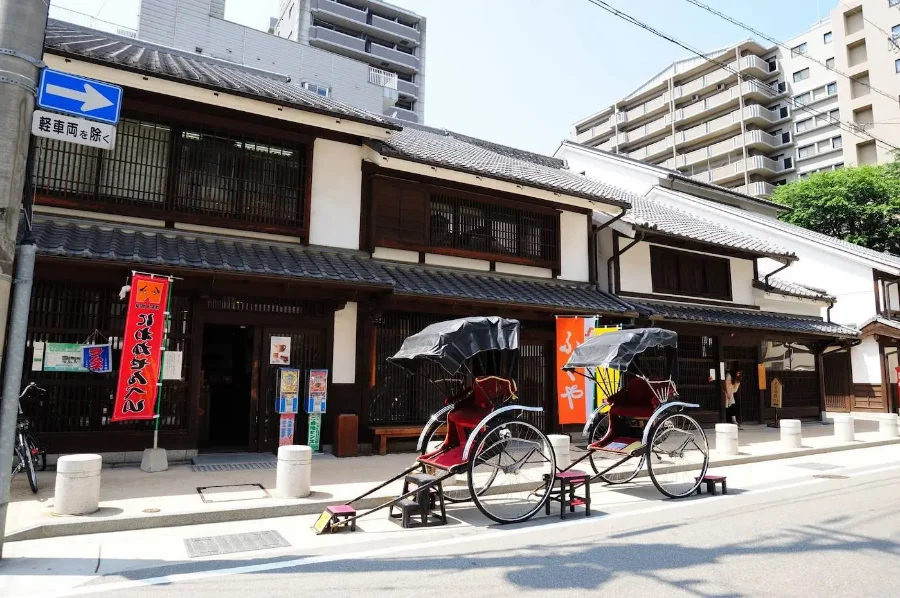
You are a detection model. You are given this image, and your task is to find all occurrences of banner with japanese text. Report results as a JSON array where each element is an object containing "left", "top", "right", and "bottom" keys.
[
  {"left": 111, "top": 274, "right": 170, "bottom": 421},
  {"left": 555, "top": 316, "right": 597, "bottom": 425}
]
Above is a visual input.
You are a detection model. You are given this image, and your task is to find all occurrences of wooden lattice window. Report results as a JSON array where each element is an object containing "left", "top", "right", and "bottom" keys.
[{"left": 650, "top": 245, "right": 732, "bottom": 301}]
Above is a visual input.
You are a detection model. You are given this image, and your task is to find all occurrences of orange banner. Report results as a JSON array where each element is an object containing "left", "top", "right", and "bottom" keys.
[{"left": 556, "top": 317, "right": 592, "bottom": 425}]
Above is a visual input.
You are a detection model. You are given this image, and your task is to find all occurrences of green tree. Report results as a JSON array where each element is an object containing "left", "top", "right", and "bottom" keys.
[{"left": 771, "top": 161, "right": 900, "bottom": 253}]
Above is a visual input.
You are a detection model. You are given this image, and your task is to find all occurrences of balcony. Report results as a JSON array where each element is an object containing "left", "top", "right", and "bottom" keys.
[
  {"left": 743, "top": 79, "right": 787, "bottom": 102},
  {"left": 676, "top": 64, "right": 736, "bottom": 99},
  {"left": 745, "top": 129, "right": 793, "bottom": 151},
  {"left": 628, "top": 136, "right": 673, "bottom": 161},
  {"left": 620, "top": 114, "right": 672, "bottom": 146},
  {"left": 678, "top": 110, "right": 742, "bottom": 146},
  {"left": 309, "top": 25, "right": 366, "bottom": 53},
  {"left": 690, "top": 155, "right": 792, "bottom": 185},
  {"left": 369, "top": 43, "right": 420, "bottom": 71},
  {"left": 575, "top": 115, "right": 615, "bottom": 144},
  {"left": 739, "top": 55, "right": 777, "bottom": 77},
  {"left": 397, "top": 79, "right": 419, "bottom": 97},
  {"left": 622, "top": 92, "right": 670, "bottom": 126},
  {"left": 368, "top": 66, "right": 398, "bottom": 89},
  {"left": 310, "top": 0, "right": 368, "bottom": 25},
  {"left": 735, "top": 181, "right": 775, "bottom": 197},
  {"left": 383, "top": 105, "right": 419, "bottom": 123},
  {"left": 371, "top": 13, "right": 421, "bottom": 43},
  {"left": 597, "top": 138, "right": 616, "bottom": 152},
  {"left": 676, "top": 130, "right": 792, "bottom": 169},
  {"left": 744, "top": 104, "right": 790, "bottom": 127}
]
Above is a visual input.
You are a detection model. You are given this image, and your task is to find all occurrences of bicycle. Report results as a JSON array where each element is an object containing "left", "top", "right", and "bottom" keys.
[{"left": 12, "top": 383, "right": 47, "bottom": 494}]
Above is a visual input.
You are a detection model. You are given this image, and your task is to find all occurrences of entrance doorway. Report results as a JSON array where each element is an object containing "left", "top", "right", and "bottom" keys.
[{"left": 201, "top": 325, "right": 254, "bottom": 451}]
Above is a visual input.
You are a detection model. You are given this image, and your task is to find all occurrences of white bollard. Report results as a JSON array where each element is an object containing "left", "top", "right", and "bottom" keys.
[
  {"left": 547, "top": 434, "right": 570, "bottom": 469},
  {"left": 878, "top": 413, "right": 900, "bottom": 439},
  {"left": 715, "top": 423, "right": 739, "bottom": 456},
  {"left": 780, "top": 419, "right": 803, "bottom": 449},
  {"left": 275, "top": 445, "right": 312, "bottom": 498},
  {"left": 833, "top": 414, "right": 855, "bottom": 442},
  {"left": 54, "top": 454, "right": 102, "bottom": 515}
]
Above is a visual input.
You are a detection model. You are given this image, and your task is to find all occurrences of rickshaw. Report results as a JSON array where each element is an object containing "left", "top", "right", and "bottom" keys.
[
  {"left": 315, "top": 316, "right": 557, "bottom": 532},
  {"left": 562, "top": 327, "right": 710, "bottom": 498}
]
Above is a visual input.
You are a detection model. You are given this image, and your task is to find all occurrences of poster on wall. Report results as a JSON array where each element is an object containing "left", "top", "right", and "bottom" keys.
[
  {"left": 279, "top": 413, "right": 295, "bottom": 446},
  {"left": 270, "top": 336, "right": 291, "bottom": 365},
  {"left": 111, "top": 274, "right": 171, "bottom": 421},
  {"left": 308, "top": 413, "right": 322, "bottom": 451},
  {"left": 31, "top": 341, "right": 45, "bottom": 372},
  {"left": 162, "top": 350, "right": 183, "bottom": 380},
  {"left": 555, "top": 316, "right": 597, "bottom": 425},
  {"left": 44, "top": 343, "right": 86, "bottom": 372},
  {"left": 82, "top": 344, "right": 112, "bottom": 373}
]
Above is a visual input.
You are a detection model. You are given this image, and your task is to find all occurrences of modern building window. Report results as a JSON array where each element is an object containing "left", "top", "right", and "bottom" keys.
[
  {"left": 396, "top": 96, "right": 415, "bottom": 111},
  {"left": 793, "top": 68, "right": 810, "bottom": 82},
  {"left": 832, "top": 136, "right": 843, "bottom": 149},
  {"left": 896, "top": 58, "right": 900, "bottom": 73},
  {"left": 798, "top": 145, "right": 815, "bottom": 159},
  {"left": 835, "top": 163, "right": 844, "bottom": 169},
  {"left": 649, "top": 246, "right": 732, "bottom": 301},
  {"left": 827, "top": 82, "right": 837, "bottom": 95},
  {"left": 301, "top": 81, "right": 330, "bottom": 97},
  {"left": 893, "top": 24, "right": 900, "bottom": 39},
  {"left": 826, "top": 57, "right": 835, "bottom": 69},
  {"left": 795, "top": 92, "right": 811, "bottom": 105},
  {"left": 791, "top": 42, "right": 808, "bottom": 56},
  {"left": 796, "top": 118, "right": 812, "bottom": 132},
  {"left": 824, "top": 31, "right": 833, "bottom": 44},
  {"left": 893, "top": 0, "right": 900, "bottom": 7}
]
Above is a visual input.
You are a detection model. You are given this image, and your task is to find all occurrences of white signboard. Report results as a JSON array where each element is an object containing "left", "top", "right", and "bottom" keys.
[
  {"left": 31, "top": 342, "right": 45, "bottom": 372},
  {"left": 31, "top": 109, "right": 116, "bottom": 150},
  {"left": 270, "top": 336, "right": 291, "bottom": 365},
  {"left": 162, "top": 351, "right": 183, "bottom": 380}
]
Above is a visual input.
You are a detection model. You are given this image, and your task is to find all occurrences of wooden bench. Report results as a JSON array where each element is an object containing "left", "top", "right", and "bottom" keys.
[{"left": 370, "top": 425, "right": 447, "bottom": 456}]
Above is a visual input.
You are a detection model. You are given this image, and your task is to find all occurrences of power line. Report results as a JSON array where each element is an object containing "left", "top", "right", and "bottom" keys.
[
  {"left": 683, "top": 0, "right": 900, "bottom": 107},
  {"left": 582, "top": 0, "right": 900, "bottom": 154}
]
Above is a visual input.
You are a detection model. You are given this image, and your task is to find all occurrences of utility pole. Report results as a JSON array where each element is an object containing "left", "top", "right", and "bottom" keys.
[{"left": 0, "top": 0, "right": 49, "bottom": 558}]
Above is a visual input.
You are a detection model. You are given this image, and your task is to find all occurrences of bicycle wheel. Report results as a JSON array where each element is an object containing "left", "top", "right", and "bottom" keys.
[
  {"left": 646, "top": 413, "right": 708, "bottom": 499},
  {"left": 19, "top": 434, "right": 38, "bottom": 494},
  {"left": 420, "top": 419, "right": 496, "bottom": 503},
  {"left": 26, "top": 431, "right": 46, "bottom": 471},
  {"left": 469, "top": 420, "right": 556, "bottom": 524},
  {"left": 588, "top": 414, "right": 644, "bottom": 484}
]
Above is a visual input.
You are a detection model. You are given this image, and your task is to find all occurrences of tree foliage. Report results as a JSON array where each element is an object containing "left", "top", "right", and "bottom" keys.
[{"left": 771, "top": 161, "right": 900, "bottom": 253}]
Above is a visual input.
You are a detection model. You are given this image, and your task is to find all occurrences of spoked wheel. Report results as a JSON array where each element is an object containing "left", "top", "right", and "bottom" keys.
[
  {"left": 19, "top": 434, "right": 38, "bottom": 494},
  {"left": 420, "top": 420, "right": 496, "bottom": 503},
  {"left": 588, "top": 414, "right": 644, "bottom": 484},
  {"left": 468, "top": 420, "right": 556, "bottom": 524},
  {"left": 646, "top": 413, "right": 709, "bottom": 498}
]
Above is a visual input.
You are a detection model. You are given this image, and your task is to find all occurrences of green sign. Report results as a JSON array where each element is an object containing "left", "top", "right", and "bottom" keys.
[
  {"left": 308, "top": 413, "right": 322, "bottom": 452},
  {"left": 44, "top": 343, "right": 86, "bottom": 372}
]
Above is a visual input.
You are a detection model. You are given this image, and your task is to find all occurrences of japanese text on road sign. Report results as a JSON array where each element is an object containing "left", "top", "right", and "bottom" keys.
[{"left": 31, "top": 110, "right": 116, "bottom": 150}]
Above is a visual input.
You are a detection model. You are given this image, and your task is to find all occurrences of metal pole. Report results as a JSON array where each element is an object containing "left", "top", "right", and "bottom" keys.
[{"left": 0, "top": 0, "right": 49, "bottom": 559}]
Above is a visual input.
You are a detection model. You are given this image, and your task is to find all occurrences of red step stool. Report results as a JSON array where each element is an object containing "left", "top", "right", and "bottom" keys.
[{"left": 695, "top": 475, "right": 727, "bottom": 496}]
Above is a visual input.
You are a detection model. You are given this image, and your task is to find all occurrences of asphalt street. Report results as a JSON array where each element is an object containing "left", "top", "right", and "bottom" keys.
[{"left": 6, "top": 446, "right": 900, "bottom": 598}]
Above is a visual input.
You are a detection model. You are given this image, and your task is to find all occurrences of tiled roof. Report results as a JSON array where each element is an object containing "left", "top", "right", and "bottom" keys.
[
  {"left": 43, "top": 20, "right": 395, "bottom": 129},
  {"left": 754, "top": 277, "right": 834, "bottom": 301},
  {"left": 379, "top": 124, "right": 637, "bottom": 207},
  {"left": 627, "top": 197, "right": 796, "bottom": 262},
  {"left": 378, "top": 263, "right": 637, "bottom": 315},
  {"left": 632, "top": 298, "right": 858, "bottom": 338},
  {"left": 859, "top": 315, "right": 900, "bottom": 339},
  {"left": 27, "top": 218, "right": 392, "bottom": 286}
]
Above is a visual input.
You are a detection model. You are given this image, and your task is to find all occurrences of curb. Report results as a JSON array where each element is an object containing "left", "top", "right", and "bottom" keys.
[{"left": 8, "top": 436, "right": 900, "bottom": 542}]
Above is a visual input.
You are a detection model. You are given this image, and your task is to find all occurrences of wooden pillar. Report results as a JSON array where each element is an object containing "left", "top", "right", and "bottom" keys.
[
  {"left": 716, "top": 334, "right": 725, "bottom": 423},
  {"left": 758, "top": 340, "right": 767, "bottom": 423},
  {"left": 816, "top": 351, "right": 826, "bottom": 419},
  {"left": 186, "top": 296, "right": 205, "bottom": 450}
]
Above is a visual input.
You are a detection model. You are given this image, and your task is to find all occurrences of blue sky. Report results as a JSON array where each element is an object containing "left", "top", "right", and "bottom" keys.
[{"left": 51, "top": 0, "right": 838, "bottom": 154}]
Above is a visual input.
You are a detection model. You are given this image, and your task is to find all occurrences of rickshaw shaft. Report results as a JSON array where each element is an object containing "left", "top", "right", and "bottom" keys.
[{"left": 338, "top": 469, "right": 459, "bottom": 527}]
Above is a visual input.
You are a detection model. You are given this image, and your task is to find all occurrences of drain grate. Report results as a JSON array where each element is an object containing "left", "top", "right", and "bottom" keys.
[
  {"left": 192, "top": 462, "right": 277, "bottom": 473},
  {"left": 790, "top": 463, "right": 841, "bottom": 471},
  {"left": 184, "top": 530, "right": 290, "bottom": 558},
  {"left": 813, "top": 474, "right": 849, "bottom": 480}
]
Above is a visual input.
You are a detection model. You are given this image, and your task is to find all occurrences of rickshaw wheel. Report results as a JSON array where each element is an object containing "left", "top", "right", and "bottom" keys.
[
  {"left": 588, "top": 414, "right": 644, "bottom": 484},
  {"left": 646, "top": 413, "right": 709, "bottom": 499},
  {"left": 468, "top": 420, "right": 556, "bottom": 524},
  {"left": 420, "top": 420, "right": 496, "bottom": 503}
]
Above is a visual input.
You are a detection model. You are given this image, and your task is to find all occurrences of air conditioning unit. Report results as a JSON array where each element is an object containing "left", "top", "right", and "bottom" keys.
[
  {"left": 691, "top": 94, "right": 699, "bottom": 101},
  {"left": 717, "top": 83, "right": 726, "bottom": 90}
]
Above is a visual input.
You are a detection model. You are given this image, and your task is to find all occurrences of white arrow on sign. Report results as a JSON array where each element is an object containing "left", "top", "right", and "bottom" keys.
[{"left": 45, "top": 82, "right": 114, "bottom": 112}]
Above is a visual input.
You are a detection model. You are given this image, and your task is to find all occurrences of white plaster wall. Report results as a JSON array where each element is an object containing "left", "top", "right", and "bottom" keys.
[
  {"left": 424, "top": 254, "right": 490, "bottom": 271},
  {"left": 756, "top": 296, "right": 826, "bottom": 317},
  {"left": 851, "top": 337, "right": 881, "bottom": 384},
  {"left": 372, "top": 247, "right": 418, "bottom": 262},
  {"left": 730, "top": 258, "right": 755, "bottom": 305},
  {"left": 332, "top": 302, "right": 357, "bottom": 384},
  {"left": 494, "top": 263, "right": 553, "bottom": 278},
  {"left": 560, "top": 211, "right": 590, "bottom": 282},
  {"left": 308, "top": 139, "right": 363, "bottom": 249},
  {"left": 596, "top": 227, "right": 615, "bottom": 292},
  {"left": 556, "top": 145, "right": 660, "bottom": 196}
]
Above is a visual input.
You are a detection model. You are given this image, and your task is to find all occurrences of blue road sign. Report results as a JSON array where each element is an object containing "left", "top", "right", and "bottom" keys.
[{"left": 37, "top": 69, "right": 123, "bottom": 125}]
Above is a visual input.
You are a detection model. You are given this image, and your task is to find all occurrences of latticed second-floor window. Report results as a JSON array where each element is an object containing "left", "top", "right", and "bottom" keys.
[{"left": 33, "top": 116, "right": 309, "bottom": 235}]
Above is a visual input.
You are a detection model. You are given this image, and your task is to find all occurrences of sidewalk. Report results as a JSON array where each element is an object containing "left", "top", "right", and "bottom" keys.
[{"left": 6, "top": 418, "right": 896, "bottom": 542}]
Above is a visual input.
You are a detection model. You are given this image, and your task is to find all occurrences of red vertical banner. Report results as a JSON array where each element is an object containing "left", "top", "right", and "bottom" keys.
[
  {"left": 556, "top": 317, "right": 589, "bottom": 425},
  {"left": 111, "top": 274, "right": 170, "bottom": 421}
]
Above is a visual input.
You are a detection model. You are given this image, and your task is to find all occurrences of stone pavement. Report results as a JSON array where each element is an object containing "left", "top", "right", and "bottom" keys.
[{"left": 5, "top": 418, "right": 896, "bottom": 542}]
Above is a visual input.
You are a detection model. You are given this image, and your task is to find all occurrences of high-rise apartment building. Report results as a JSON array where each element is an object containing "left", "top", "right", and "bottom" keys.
[
  {"left": 572, "top": 0, "right": 900, "bottom": 198},
  {"left": 121, "top": 0, "right": 425, "bottom": 122}
]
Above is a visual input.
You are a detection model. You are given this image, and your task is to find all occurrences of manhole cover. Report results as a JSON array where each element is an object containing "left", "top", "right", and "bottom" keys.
[
  {"left": 791, "top": 463, "right": 841, "bottom": 471},
  {"left": 184, "top": 530, "right": 289, "bottom": 558},
  {"left": 197, "top": 484, "right": 269, "bottom": 503},
  {"left": 813, "top": 474, "right": 849, "bottom": 480},
  {"left": 142, "top": 508, "right": 161, "bottom": 513}
]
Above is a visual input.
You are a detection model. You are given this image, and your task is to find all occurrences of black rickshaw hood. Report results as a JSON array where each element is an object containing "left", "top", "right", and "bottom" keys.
[{"left": 563, "top": 327, "right": 677, "bottom": 371}]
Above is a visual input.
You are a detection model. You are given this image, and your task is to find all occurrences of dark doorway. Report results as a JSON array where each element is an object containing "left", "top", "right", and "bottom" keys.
[{"left": 201, "top": 325, "right": 254, "bottom": 451}]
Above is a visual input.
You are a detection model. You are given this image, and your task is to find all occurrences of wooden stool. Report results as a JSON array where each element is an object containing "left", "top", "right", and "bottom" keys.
[
  {"left": 695, "top": 474, "right": 727, "bottom": 496},
  {"left": 543, "top": 470, "right": 591, "bottom": 519},
  {"left": 324, "top": 505, "right": 357, "bottom": 532},
  {"left": 389, "top": 473, "right": 447, "bottom": 528}
]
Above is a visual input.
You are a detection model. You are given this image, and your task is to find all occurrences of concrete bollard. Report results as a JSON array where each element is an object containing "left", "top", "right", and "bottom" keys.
[
  {"left": 780, "top": 419, "right": 803, "bottom": 449},
  {"left": 547, "top": 434, "right": 570, "bottom": 469},
  {"left": 833, "top": 414, "right": 855, "bottom": 442},
  {"left": 878, "top": 413, "right": 900, "bottom": 439},
  {"left": 275, "top": 445, "right": 312, "bottom": 499},
  {"left": 715, "top": 423, "right": 739, "bottom": 456},
  {"left": 54, "top": 454, "right": 102, "bottom": 515}
]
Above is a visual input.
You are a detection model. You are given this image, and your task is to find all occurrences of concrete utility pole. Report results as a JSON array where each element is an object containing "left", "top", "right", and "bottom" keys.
[{"left": 0, "top": 0, "right": 49, "bottom": 558}]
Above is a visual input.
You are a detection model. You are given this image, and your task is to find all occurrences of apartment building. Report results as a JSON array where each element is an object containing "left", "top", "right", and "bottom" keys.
[
  {"left": 572, "top": 40, "right": 795, "bottom": 199},
  {"left": 272, "top": 0, "right": 425, "bottom": 122},
  {"left": 129, "top": 0, "right": 425, "bottom": 122}
]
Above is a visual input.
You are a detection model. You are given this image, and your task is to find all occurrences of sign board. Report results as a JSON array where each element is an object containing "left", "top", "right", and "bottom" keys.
[
  {"left": 276, "top": 368, "right": 300, "bottom": 414},
  {"left": 305, "top": 369, "right": 328, "bottom": 414},
  {"left": 308, "top": 413, "right": 322, "bottom": 451},
  {"left": 82, "top": 344, "right": 112, "bottom": 373},
  {"left": 31, "top": 341, "right": 45, "bottom": 372},
  {"left": 279, "top": 414, "right": 295, "bottom": 447},
  {"left": 37, "top": 68, "right": 123, "bottom": 124},
  {"left": 270, "top": 336, "right": 291, "bottom": 365},
  {"left": 31, "top": 110, "right": 116, "bottom": 150},
  {"left": 44, "top": 343, "right": 86, "bottom": 372},
  {"left": 112, "top": 274, "right": 171, "bottom": 421},
  {"left": 771, "top": 377, "right": 783, "bottom": 409},
  {"left": 162, "top": 350, "right": 183, "bottom": 380},
  {"left": 555, "top": 316, "right": 597, "bottom": 425},
  {"left": 757, "top": 363, "right": 767, "bottom": 390}
]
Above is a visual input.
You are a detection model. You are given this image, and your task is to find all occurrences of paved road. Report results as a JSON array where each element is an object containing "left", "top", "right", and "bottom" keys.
[{"left": 6, "top": 446, "right": 900, "bottom": 597}]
